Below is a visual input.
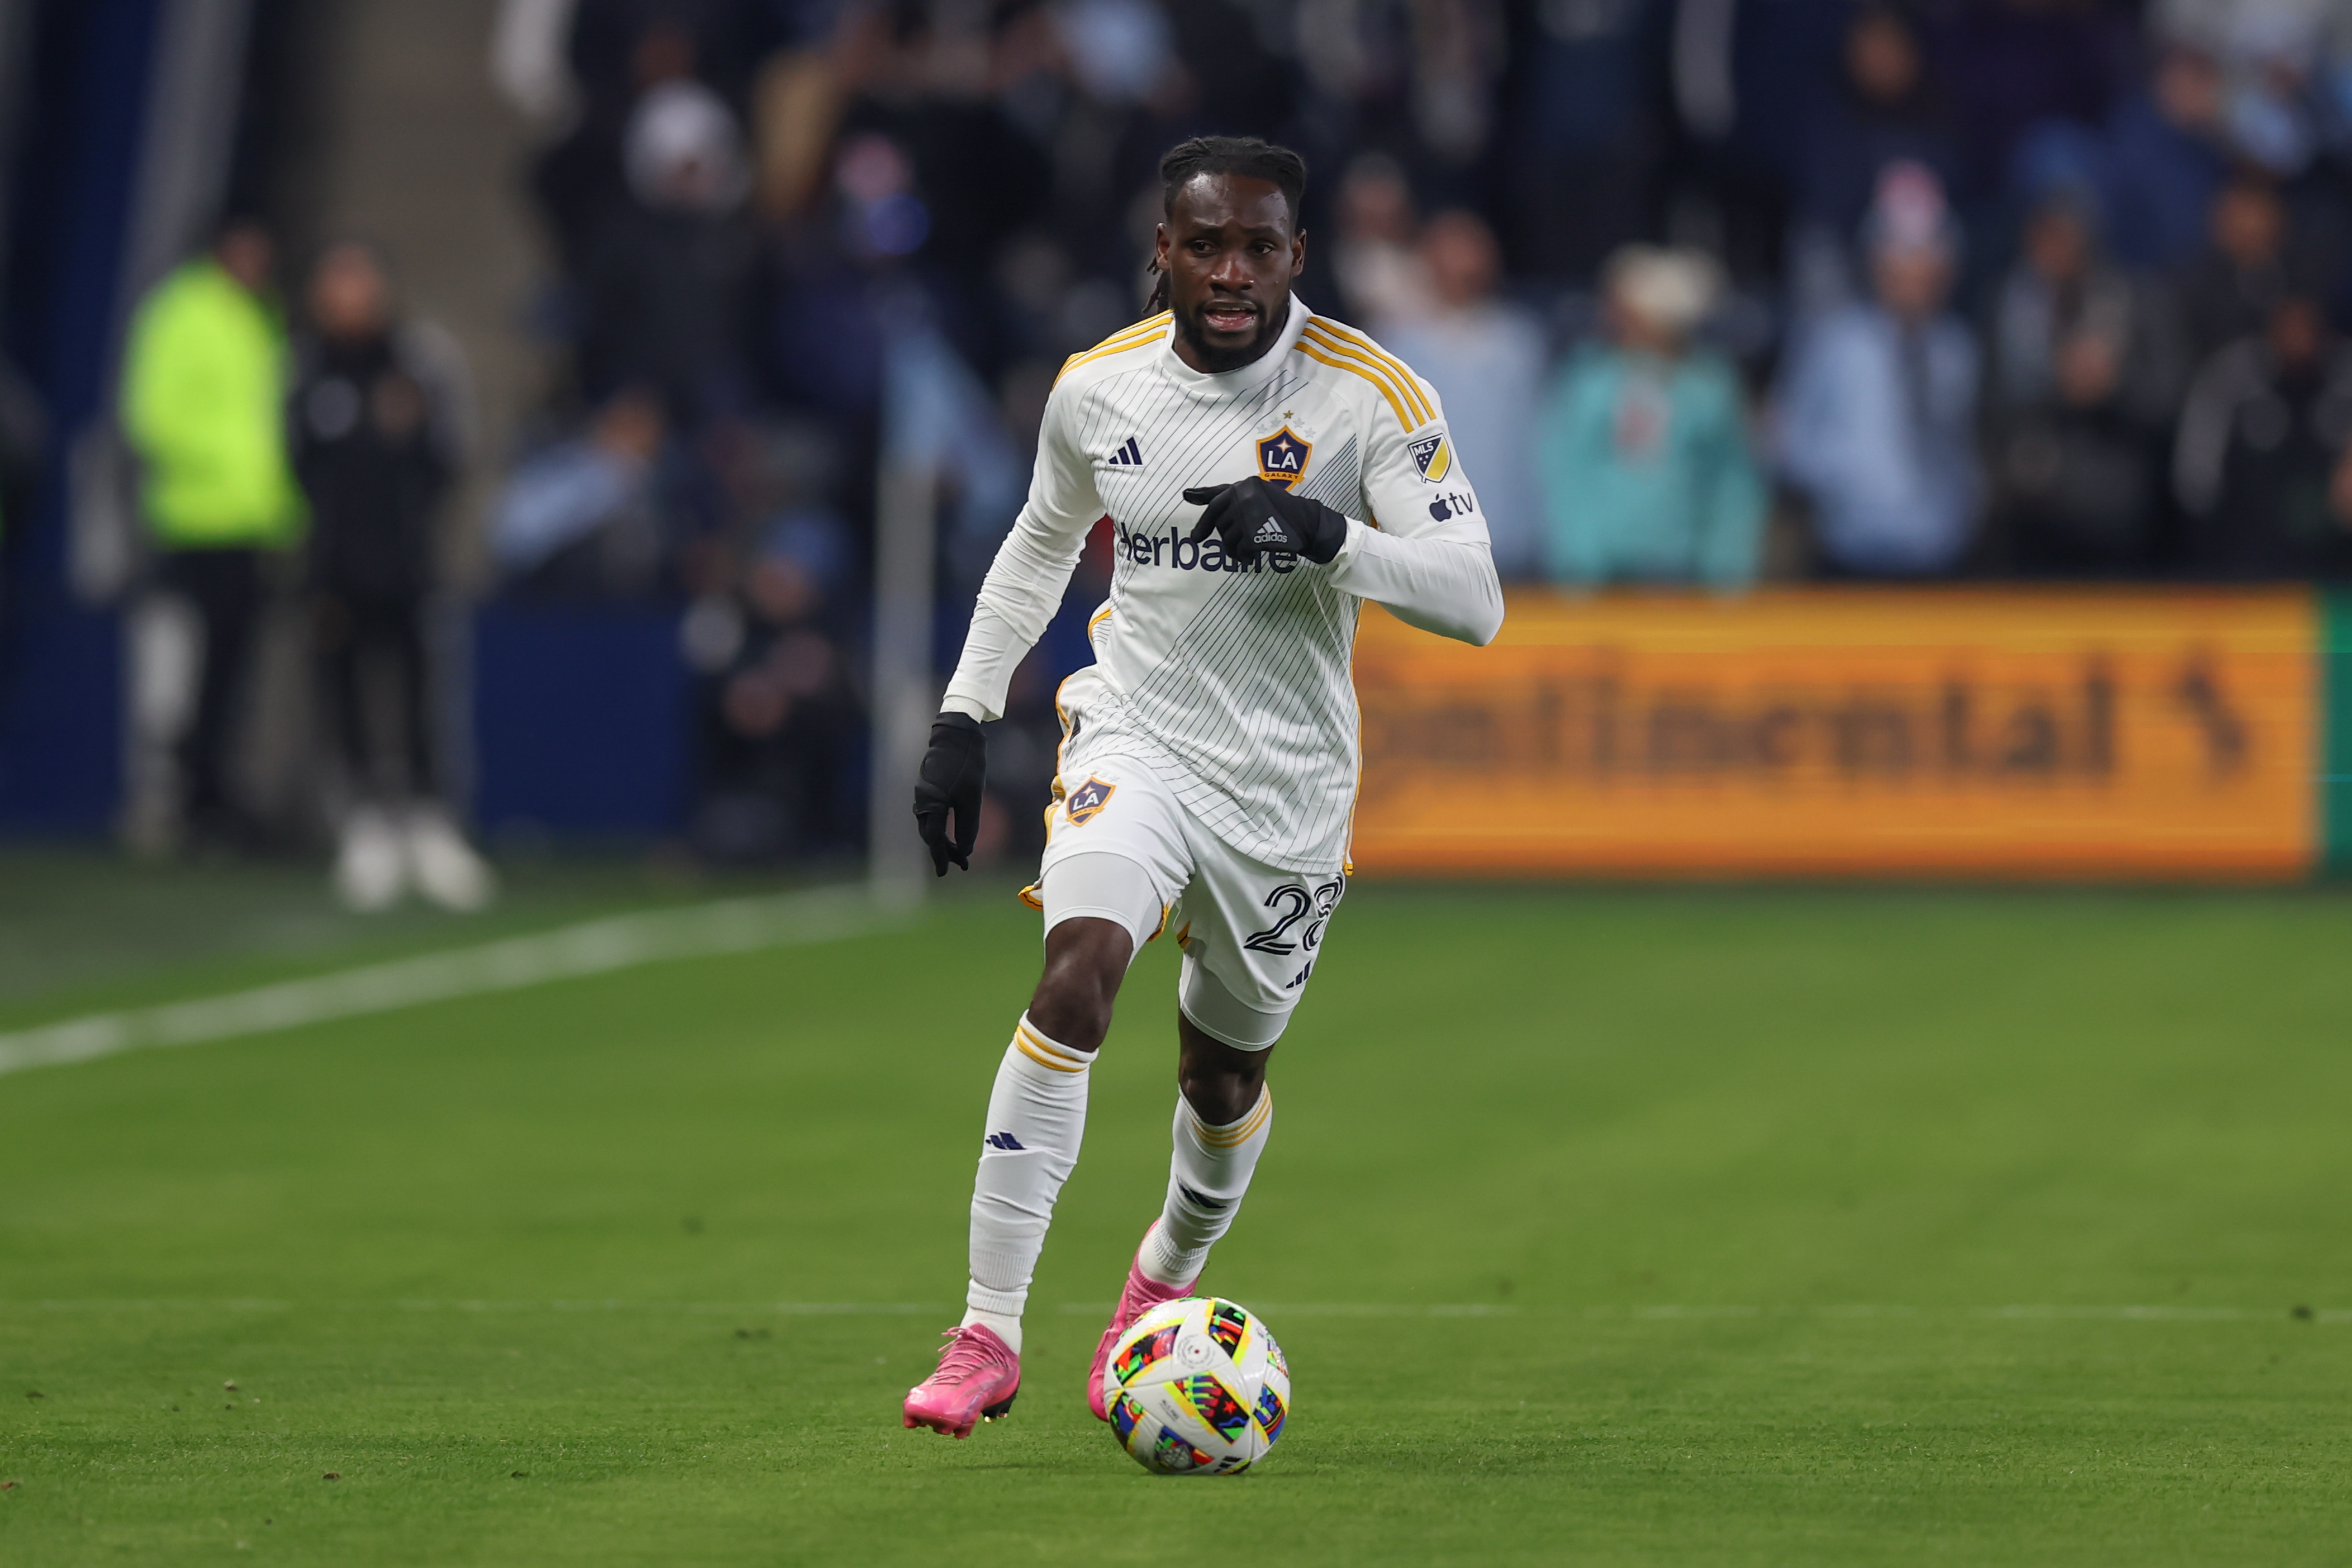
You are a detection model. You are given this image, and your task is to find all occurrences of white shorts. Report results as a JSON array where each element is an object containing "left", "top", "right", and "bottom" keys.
[{"left": 1023, "top": 753, "right": 1347, "bottom": 1051}]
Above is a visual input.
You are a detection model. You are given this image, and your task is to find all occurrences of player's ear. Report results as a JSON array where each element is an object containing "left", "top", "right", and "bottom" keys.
[
  {"left": 1290, "top": 227, "right": 1307, "bottom": 279},
  {"left": 1154, "top": 222, "right": 1171, "bottom": 273}
]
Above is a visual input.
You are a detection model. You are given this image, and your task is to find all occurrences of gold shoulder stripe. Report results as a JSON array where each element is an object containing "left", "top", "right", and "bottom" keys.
[
  {"left": 1093, "top": 310, "right": 1171, "bottom": 348},
  {"left": 1054, "top": 313, "right": 1172, "bottom": 385},
  {"left": 1300, "top": 323, "right": 1433, "bottom": 426},
  {"left": 1294, "top": 339, "right": 1414, "bottom": 430},
  {"left": 1307, "top": 319, "right": 1435, "bottom": 423},
  {"left": 1304, "top": 319, "right": 1435, "bottom": 425},
  {"left": 1299, "top": 325, "right": 1433, "bottom": 430}
]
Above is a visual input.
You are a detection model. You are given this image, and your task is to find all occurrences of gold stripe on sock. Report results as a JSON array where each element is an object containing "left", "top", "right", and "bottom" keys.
[
  {"left": 1014, "top": 1022, "right": 1089, "bottom": 1073},
  {"left": 1193, "top": 1089, "right": 1271, "bottom": 1148}
]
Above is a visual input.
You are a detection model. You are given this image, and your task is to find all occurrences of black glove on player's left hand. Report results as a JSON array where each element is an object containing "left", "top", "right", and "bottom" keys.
[
  {"left": 1181, "top": 476, "right": 1350, "bottom": 564},
  {"left": 913, "top": 711, "right": 985, "bottom": 876}
]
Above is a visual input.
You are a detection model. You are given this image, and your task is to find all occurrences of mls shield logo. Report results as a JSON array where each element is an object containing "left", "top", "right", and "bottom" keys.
[
  {"left": 1065, "top": 776, "right": 1116, "bottom": 826},
  {"left": 1256, "top": 427, "right": 1312, "bottom": 489},
  {"left": 1408, "top": 430, "right": 1452, "bottom": 482}
]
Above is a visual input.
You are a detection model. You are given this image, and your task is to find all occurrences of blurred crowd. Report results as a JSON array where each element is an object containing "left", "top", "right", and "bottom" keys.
[
  {"left": 111, "top": 0, "right": 2352, "bottom": 877},
  {"left": 485, "top": 0, "right": 2352, "bottom": 599}
]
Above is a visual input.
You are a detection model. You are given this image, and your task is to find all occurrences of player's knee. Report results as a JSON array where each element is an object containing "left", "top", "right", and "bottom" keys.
[
  {"left": 1027, "top": 917, "right": 1131, "bottom": 1051},
  {"left": 1176, "top": 1015, "right": 1274, "bottom": 1125},
  {"left": 1177, "top": 1063, "right": 1265, "bottom": 1126}
]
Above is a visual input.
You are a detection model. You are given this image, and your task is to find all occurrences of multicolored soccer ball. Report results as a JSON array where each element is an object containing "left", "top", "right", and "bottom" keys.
[{"left": 1103, "top": 1296, "right": 1289, "bottom": 1475}]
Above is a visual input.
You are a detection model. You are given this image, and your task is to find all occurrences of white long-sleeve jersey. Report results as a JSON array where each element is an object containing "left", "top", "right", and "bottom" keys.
[{"left": 945, "top": 294, "right": 1504, "bottom": 873}]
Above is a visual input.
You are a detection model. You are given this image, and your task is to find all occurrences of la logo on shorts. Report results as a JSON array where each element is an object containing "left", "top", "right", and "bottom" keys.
[
  {"left": 1256, "top": 427, "right": 1311, "bottom": 489},
  {"left": 1065, "top": 777, "right": 1116, "bottom": 825}
]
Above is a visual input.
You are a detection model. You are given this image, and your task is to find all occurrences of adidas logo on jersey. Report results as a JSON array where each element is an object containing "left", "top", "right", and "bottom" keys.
[{"left": 1105, "top": 436, "right": 1144, "bottom": 466}]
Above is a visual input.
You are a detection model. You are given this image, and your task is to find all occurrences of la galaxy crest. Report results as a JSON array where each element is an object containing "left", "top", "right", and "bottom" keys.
[
  {"left": 1257, "top": 427, "right": 1312, "bottom": 490},
  {"left": 1408, "top": 430, "right": 1452, "bottom": 482},
  {"left": 1065, "top": 776, "right": 1116, "bottom": 826}
]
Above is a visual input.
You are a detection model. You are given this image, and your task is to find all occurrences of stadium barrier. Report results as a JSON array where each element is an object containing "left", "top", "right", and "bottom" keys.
[
  {"left": 472, "top": 603, "right": 694, "bottom": 838},
  {"left": 1353, "top": 587, "right": 2352, "bottom": 881}
]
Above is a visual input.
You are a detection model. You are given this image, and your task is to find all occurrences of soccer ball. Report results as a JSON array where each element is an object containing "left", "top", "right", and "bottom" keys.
[{"left": 1103, "top": 1296, "right": 1289, "bottom": 1475}]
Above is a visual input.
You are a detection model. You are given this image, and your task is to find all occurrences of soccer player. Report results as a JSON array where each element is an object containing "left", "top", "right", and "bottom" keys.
[{"left": 901, "top": 137, "right": 1503, "bottom": 1438}]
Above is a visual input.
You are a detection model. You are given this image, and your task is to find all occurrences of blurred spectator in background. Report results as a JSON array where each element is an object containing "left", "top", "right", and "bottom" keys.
[
  {"left": 1985, "top": 188, "right": 2185, "bottom": 576},
  {"left": 2039, "top": 42, "right": 2234, "bottom": 272},
  {"left": 1790, "top": 3, "right": 1959, "bottom": 310},
  {"left": 1777, "top": 165, "right": 1981, "bottom": 577},
  {"left": 1507, "top": 0, "right": 1665, "bottom": 282},
  {"left": 2179, "top": 174, "right": 2299, "bottom": 364},
  {"left": 528, "top": 6, "right": 749, "bottom": 278},
  {"left": 1332, "top": 154, "right": 1431, "bottom": 329},
  {"left": 1536, "top": 245, "right": 1762, "bottom": 590},
  {"left": 119, "top": 219, "right": 304, "bottom": 848},
  {"left": 689, "top": 509, "right": 862, "bottom": 861},
  {"left": 291, "top": 241, "right": 494, "bottom": 912},
  {"left": 1928, "top": 0, "right": 2129, "bottom": 204},
  {"left": 1665, "top": 0, "right": 1857, "bottom": 292},
  {"left": 1380, "top": 210, "right": 1543, "bottom": 576},
  {"left": 763, "top": 131, "right": 920, "bottom": 423},
  {"left": 580, "top": 75, "right": 754, "bottom": 424},
  {"left": 2174, "top": 291, "right": 2352, "bottom": 578},
  {"left": 492, "top": 388, "right": 685, "bottom": 597},
  {"left": 2152, "top": 0, "right": 2329, "bottom": 177}
]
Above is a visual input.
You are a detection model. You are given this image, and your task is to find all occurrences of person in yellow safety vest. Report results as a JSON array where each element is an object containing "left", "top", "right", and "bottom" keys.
[{"left": 119, "top": 218, "right": 304, "bottom": 844}]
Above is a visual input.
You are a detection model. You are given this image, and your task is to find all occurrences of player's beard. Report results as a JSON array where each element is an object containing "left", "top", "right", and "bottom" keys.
[{"left": 1173, "top": 290, "right": 1287, "bottom": 374}]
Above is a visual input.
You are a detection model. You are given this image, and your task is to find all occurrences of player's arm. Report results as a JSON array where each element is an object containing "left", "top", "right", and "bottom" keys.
[
  {"left": 1182, "top": 394, "right": 1503, "bottom": 647},
  {"left": 915, "top": 379, "right": 1105, "bottom": 874}
]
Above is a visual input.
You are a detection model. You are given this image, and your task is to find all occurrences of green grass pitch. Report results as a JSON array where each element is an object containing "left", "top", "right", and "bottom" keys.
[{"left": 4, "top": 877, "right": 2351, "bottom": 1564}]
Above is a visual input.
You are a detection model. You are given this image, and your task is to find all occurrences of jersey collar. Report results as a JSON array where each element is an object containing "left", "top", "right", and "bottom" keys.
[{"left": 1161, "top": 293, "right": 1311, "bottom": 398}]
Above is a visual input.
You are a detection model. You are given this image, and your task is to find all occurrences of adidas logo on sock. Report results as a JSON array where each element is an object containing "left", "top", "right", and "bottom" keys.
[
  {"left": 1178, "top": 1181, "right": 1231, "bottom": 1212},
  {"left": 984, "top": 1132, "right": 1026, "bottom": 1151},
  {"left": 1106, "top": 436, "right": 1144, "bottom": 466}
]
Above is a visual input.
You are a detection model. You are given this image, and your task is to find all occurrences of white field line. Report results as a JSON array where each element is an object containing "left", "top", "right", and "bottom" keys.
[
  {"left": 7, "top": 1300, "right": 2342, "bottom": 1323},
  {"left": 0, "top": 886, "right": 900, "bottom": 1079}
]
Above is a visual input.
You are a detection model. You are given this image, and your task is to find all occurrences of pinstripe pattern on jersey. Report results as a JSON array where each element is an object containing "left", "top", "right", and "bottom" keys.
[{"left": 1107, "top": 433, "right": 1364, "bottom": 863}]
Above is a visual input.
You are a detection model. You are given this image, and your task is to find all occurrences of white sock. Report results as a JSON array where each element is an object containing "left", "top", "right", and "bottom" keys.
[
  {"left": 1140, "top": 1088, "right": 1272, "bottom": 1287},
  {"left": 958, "top": 1304, "right": 1024, "bottom": 1351},
  {"left": 964, "top": 1014, "right": 1093, "bottom": 1355}
]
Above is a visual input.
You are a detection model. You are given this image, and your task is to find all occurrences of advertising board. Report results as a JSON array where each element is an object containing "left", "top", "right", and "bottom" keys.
[{"left": 1352, "top": 590, "right": 2318, "bottom": 878}]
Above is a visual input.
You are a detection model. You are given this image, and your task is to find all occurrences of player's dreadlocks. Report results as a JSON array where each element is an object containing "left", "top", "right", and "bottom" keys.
[{"left": 1143, "top": 136, "right": 1309, "bottom": 314}]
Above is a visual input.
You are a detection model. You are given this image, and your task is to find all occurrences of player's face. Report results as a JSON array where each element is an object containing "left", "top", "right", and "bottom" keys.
[{"left": 1157, "top": 174, "right": 1305, "bottom": 374}]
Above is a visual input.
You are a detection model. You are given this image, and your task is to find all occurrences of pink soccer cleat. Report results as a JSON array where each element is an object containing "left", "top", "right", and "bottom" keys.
[
  {"left": 1088, "top": 1223, "right": 1198, "bottom": 1421},
  {"left": 902, "top": 1324, "right": 1021, "bottom": 1438}
]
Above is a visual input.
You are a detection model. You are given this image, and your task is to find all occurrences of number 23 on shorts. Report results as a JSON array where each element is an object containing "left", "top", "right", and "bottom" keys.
[{"left": 1243, "top": 876, "right": 1345, "bottom": 956}]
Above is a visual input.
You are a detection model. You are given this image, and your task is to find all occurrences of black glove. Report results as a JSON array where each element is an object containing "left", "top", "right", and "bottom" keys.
[
  {"left": 913, "top": 711, "right": 986, "bottom": 875},
  {"left": 1181, "top": 476, "right": 1349, "bottom": 564}
]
